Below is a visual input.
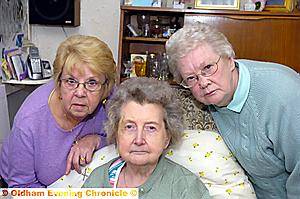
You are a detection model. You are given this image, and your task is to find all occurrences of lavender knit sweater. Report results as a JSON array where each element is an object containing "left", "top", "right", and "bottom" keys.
[{"left": 0, "top": 80, "right": 107, "bottom": 187}]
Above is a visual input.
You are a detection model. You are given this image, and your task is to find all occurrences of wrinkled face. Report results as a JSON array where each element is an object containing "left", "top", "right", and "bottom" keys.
[
  {"left": 178, "top": 43, "right": 238, "bottom": 107},
  {"left": 59, "top": 63, "right": 106, "bottom": 121},
  {"left": 117, "top": 101, "right": 170, "bottom": 167}
]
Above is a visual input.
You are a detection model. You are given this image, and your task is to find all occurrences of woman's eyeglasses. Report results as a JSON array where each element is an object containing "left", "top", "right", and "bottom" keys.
[
  {"left": 180, "top": 56, "right": 221, "bottom": 88},
  {"left": 60, "top": 77, "right": 107, "bottom": 92}
]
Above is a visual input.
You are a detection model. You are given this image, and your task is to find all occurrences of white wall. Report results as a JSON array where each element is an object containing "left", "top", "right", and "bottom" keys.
[
  {"left": 0, "top": 84, "right": 10, "bottom": 148},
  {"left": 30, "top": 0, "right": 120, "bottom": 64}
]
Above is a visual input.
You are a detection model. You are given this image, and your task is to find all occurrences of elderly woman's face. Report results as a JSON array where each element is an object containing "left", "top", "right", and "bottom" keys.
[
  {"left": 178, "top": 43, "right": 237, "bottom": 107},
  {"left": 116, "top": 101, "right": 170, "bottom": 166},
  {"left": 59, "top": 63, "right": 106, "bottom": 121}
]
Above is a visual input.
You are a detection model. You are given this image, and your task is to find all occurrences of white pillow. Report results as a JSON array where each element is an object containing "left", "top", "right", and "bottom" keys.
[
  {"left": 166, "top": 130, "right": 256, "bottom": 199},
  {"left": 49, "top": 130, "right": 256, "bottom": 198}
]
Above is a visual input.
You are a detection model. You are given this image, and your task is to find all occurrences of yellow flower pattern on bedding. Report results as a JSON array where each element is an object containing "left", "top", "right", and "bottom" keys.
[
  {"left": 166, "top": 130, "right": 257, "bottom": 199},
  {"left": 49, "top": 130, "right": 256, "bottom": 199}
]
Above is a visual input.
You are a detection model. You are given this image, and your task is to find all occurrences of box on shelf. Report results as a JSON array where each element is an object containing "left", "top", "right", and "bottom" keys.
[{"left": 1, "top": 48, "right": 26, "bottom": 81}]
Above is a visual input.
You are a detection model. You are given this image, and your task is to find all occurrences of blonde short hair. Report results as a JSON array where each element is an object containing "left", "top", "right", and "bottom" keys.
[{"left": 53, "top": 35, "right": 116, "bottom": 99}]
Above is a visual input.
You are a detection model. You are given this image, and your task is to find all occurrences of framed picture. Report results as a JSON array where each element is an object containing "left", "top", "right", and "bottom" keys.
[
  {"left": 264, "top": 0, "right": 294, "bottom": 12},
  {"left": 195, "top": 0, "right": 240, "bottom": 10}
]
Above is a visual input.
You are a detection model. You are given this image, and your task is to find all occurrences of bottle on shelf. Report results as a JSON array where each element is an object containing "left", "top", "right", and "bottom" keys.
[
  {"left": 145, "top": 50, "right": 150, "bottom": 76},
  {"left": 147, "top": 53, "right": 155, "bottom": 77},
  {"left": 151, "top": 60, "right": 160, "bottom": 79},
  {"left": 148, "top": 53, "right": 160, "bottom": 79},
  {"left": 159, "top": 52, "right": 169, "bottom": 81},
  {"left": 144, "top": 23, "right": 150, "bottom": 37},
  {"left": 137, "top": 14, "right": 150, "bottom": 37}
]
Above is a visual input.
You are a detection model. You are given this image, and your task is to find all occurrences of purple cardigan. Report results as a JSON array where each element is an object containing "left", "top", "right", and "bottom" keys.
[{"left": 0, "top": 80, "right": 107, "bottom": 187}]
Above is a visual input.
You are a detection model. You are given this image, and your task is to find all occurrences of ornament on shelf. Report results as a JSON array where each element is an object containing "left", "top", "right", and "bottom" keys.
[{"left": 252, "top": 0, "right": 267, "bottom": 11}]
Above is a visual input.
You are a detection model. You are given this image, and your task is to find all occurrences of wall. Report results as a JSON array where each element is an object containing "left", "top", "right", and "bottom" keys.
[
  {"left": 0, "top": 84, "right": 10, "bottom": 148},
  {"left": 30, "top": 0, "right": 120, "bottom": 64},
  {"left": 0, "top": 0, "right": 28, "bottom": 50}
]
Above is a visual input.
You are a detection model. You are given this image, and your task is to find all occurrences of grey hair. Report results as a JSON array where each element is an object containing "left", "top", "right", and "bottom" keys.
[
  {"left": 104, "top": 77, "right": 184, "bottom": 148},
  {"left": 166, "top": 22, "right": 235, "bottom": 83}
]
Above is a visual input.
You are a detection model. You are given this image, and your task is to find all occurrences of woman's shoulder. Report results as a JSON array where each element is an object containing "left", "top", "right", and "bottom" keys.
[
  {"left": 238, "top": 59, "right": 300, "bottom": 105},
  {"left": 16, "top": 81, "right": 54, "bottom": 116},
  {"left": 13, "top": 81, "right": 54, "bottom": 126},
  {"left": 23, "top": 80, "right": 55, "bottom": 105},
  {"left": 238, "top": 59, "right": 299, "bottom": 83},
  {"left": 83, "top": 158, "right": 117, "bottom": 188},
  {"left": 91, "top": 158, "right": 114, "bottom": 174},
  {"left": 161, "top": 157, "right": 209, "bottom": 197}
]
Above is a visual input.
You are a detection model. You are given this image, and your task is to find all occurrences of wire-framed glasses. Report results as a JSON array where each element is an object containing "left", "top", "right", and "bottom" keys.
[
  {"left": 60, "top": 77, "right": 107, "bottom": 92},
  {"left": 180, "top": 56, "right": 221, "bottom": 88}
]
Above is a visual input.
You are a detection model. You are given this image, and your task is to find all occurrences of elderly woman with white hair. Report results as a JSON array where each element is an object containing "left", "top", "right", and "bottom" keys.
[
  {"left": 166, "top": 22, "right": 300, "bottom": 199},
  {"left": 83, "top": 77, "right": 211, "bottom": 199}
]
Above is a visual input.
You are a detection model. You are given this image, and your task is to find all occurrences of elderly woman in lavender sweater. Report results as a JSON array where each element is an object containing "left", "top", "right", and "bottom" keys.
[{"left": 0, "top": 35, "right": 116, "bottom": 187}]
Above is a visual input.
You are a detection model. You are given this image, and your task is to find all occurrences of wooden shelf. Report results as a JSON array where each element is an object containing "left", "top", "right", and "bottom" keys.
[
  {"left": 121, "top": 5, "right": 187, "bottom": 13},
  {"left": 124, "top": 36, "right": 168, "bottom": 42},
  {"left": 120, "top": 77, "right": 178, "bottom": 85},
  {"left": 1, "top": 78, "right": 52, "bottom": 85},
  {"left": 121, "top": 5, "right": 300, "bottom": 16}
]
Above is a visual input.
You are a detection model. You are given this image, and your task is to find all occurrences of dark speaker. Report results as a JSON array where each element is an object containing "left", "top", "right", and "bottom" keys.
[{"left": 29, "top": 0, "right": 80, "bottom": 26}]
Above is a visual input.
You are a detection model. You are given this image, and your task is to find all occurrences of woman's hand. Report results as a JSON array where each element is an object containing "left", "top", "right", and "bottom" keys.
[{"left": 65, "top": 134, "right": 100, "bottom": 175}]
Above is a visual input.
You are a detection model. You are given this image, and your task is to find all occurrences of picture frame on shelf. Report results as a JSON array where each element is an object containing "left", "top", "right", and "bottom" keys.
[
  {"left": 195, "top": 0, "right": 240, "bottom": 10},
  {"left": 264, "top": 0, "right": 294, "bottom": 12},
  {"left": 130, "top": 54, "right": 147, "bottom": 77}
]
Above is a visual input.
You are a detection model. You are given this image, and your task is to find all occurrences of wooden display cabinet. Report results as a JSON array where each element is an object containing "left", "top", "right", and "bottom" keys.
[
  {"left": 118, "top": 6, "right": 300, "bottom": 84},
  {"left": 117, "top": 6, "right": 185, "bottom": 83}
]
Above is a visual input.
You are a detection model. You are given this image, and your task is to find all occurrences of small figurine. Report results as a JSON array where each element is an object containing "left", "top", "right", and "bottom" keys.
[{"left": 252, "top": 0, "right": 267, "bottom": 11}]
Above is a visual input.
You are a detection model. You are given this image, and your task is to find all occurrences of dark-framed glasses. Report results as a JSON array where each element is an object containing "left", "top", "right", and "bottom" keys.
[
  {"left": 60, "top": 77, "right": 107, "bottom": 92},
  {"left": 180, "top": 56, "right": 221, "bottom": 88}
]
